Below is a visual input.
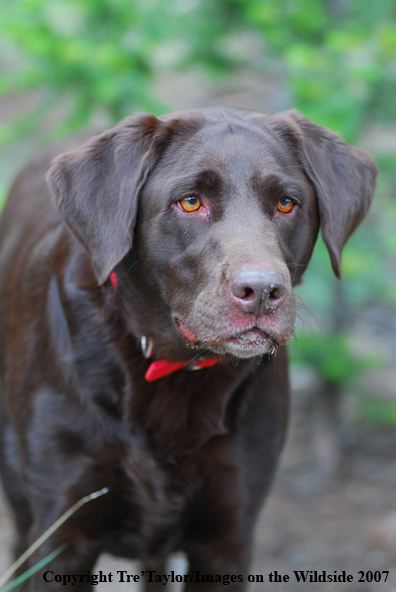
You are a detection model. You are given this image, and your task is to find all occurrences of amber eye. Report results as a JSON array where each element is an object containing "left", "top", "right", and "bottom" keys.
[
  {"left": 179, "top": 196, "right": 202, "bottom": 212},
  {"left": 277, "top": 197, "right": 295, "bottom": 214}
]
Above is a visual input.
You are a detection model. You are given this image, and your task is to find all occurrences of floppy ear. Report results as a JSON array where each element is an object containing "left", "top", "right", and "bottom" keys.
[
  {"left": 277, "top": 110, "right": 378, "bottom": 278},
  {"left": 47, "top": 114, "right": 169, "bottom": 284}
]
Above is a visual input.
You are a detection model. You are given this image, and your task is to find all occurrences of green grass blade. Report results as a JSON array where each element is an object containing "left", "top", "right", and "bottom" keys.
[
  {"left": 0, "top": 487, "right": 109, "bottom": 589},
  {"left": 0, "top": 544, "right": 67, "bottom": 592}
]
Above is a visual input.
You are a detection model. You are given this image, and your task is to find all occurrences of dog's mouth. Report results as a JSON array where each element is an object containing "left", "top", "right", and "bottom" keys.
[
  {"left": 176, "top": 319, "right": 291, "bottom": 358},
  {"left": 227, "top": 327, "right": 275, "bottom": 348},
  {"left": 215, "top": 326, "right": 280, "bottom": 358}
]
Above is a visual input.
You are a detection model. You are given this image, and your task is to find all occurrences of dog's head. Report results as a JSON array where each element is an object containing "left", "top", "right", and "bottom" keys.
[{"left": 47, "top": 108, "right": 377, "bottom": 359}]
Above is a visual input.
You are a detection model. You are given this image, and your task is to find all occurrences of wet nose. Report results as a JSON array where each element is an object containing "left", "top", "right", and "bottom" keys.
[{"left": 229, "top": 268, "right": 287, "bottom": 315}]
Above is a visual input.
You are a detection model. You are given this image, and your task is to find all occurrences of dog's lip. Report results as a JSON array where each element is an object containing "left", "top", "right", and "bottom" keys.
[
  {"left": 176, "top": 316, "right": 290, "bottom": 347},
  {"left": 227, "top": 327, "right": 270, "bottom": 343},
  {"left": 232, "top": 324, "right": 294, "bottom": 346},
  {"left": 176, "top": 319, "right": 199, "bottom": 343}
]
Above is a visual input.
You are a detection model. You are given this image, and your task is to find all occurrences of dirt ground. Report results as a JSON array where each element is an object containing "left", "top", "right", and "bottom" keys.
[{"left": 0, "top": 72, "right": 395, "bottom": 591}]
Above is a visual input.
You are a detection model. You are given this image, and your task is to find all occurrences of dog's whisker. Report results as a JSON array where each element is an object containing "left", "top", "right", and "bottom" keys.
[
  {"left": 119, "top": 258, "right": 142, "bottom": 278},
  {"left": 286, "top": 263, "right": 309, "bottom": 268},
  {"left": 294, "top": 295, "right": 320, "bottom": 330}
]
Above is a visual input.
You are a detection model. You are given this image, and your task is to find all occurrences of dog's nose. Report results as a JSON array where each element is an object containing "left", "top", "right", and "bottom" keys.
[{"left": 230, "top": 269, "right": 287, "bottom": 315}]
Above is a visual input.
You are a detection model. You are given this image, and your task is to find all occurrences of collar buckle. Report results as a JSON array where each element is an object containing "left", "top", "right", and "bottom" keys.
[{"left": 141, "top": 336, "right": 154, "bottom": 359}]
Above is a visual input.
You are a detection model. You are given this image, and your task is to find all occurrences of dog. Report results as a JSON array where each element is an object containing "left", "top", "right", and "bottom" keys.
[{"left": 0, "top": 107, "right": 377, "bottom": 590}]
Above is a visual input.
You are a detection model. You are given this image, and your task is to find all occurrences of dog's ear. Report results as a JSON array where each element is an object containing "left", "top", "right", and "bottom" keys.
[
  {"left": 47, "top": 114, "right": 173, "bottom": 284},
  {"left": 276, "top": 110, "right": 378, "bottom": 278}
]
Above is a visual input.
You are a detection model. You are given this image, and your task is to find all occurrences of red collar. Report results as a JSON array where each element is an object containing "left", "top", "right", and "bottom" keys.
[
  {"left": 145, "top": 357, "right": 220, "bottom": 382},
  {"left": 108, "top": 271, "right": 220, "bottom": 382},
  {"left": 110, "top": 271, "right": 118, "bottom": 289}
]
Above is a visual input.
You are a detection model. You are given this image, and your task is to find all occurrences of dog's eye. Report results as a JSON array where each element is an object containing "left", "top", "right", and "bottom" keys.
[
  {"left": 179, "top": 196, "right": 202, "bottom": 212},
  {"left": 277, "top": 197, "right": 295, "bottom": 214}
]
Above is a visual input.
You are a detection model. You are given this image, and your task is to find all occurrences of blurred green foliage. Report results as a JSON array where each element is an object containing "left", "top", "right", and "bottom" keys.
[
  {"left": 291, "top": 331, "right": 382, "bottom": 385},
  {"left": 240, "top": 0, "right": 396, "bottom": 140},
  {"left": 1, "top": 0, "right": 396, "bottom": 140},
  {"left": 0, "top": 0, "right": 177, "bottom": 140},
  {"left": 361, "top": 397, "right": 396, "bottom": 426},
  {"left": 0, "top": 0, "right": 395, "bottom": 421}
]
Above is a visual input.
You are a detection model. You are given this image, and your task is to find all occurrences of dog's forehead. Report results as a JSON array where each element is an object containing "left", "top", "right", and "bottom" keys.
[{"left": 160, "top": 113, "right": 295, "bottom": 179}]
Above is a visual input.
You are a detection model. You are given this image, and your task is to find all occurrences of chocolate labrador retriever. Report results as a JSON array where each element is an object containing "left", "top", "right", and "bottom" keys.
[{"left": 0, "top": 108, "right": 376, "bottom": 590}]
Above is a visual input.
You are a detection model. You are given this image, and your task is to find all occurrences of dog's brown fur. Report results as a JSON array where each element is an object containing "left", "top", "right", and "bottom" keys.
[{"left": 0, "top": 108, "right": 377, "bottom": 590}]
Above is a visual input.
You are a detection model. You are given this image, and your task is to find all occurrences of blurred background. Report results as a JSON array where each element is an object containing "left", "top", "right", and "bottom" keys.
[{"left": 0, "top": 0, "right": 395, "bottom": 589}]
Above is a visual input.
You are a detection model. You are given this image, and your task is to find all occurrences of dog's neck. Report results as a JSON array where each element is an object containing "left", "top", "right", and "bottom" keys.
[
  {"left": 105, "top": 268, "right": 258, "bottom": 459},
  {"left": 138, "top": 333, "right": 221, "bottom": 381},
  {"left": 109, "top": 267, "right": 223, "bottom": 374}
]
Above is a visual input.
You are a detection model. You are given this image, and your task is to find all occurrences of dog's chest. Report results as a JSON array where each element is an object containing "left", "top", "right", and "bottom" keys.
[{"left": 97, "top": 430, "right": 209, "bottom": 560}]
